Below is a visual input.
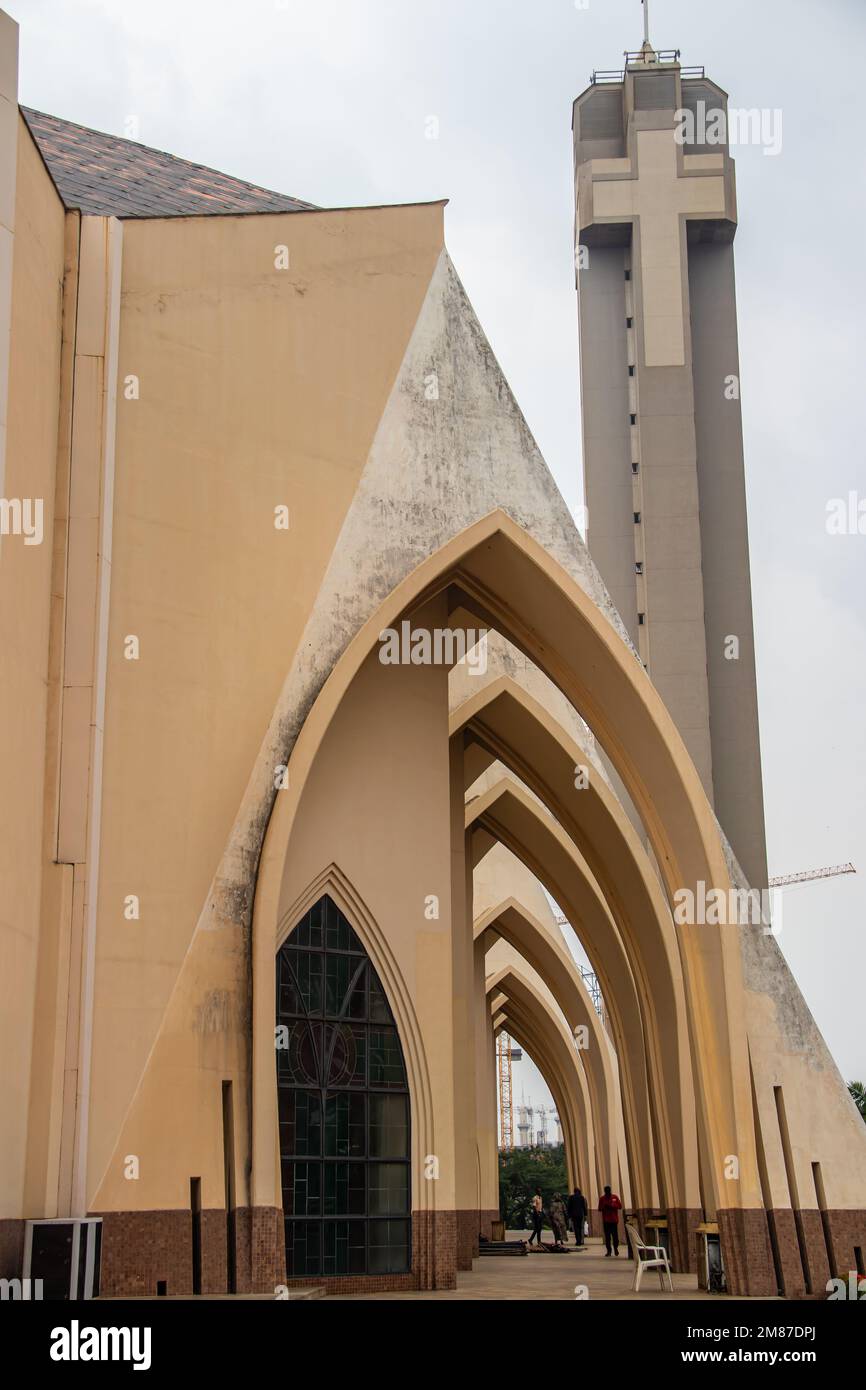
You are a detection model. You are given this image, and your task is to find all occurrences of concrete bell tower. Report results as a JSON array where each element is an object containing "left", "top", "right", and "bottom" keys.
[{"left": 572, "top": 23, "right": 768, "bottom": 890}]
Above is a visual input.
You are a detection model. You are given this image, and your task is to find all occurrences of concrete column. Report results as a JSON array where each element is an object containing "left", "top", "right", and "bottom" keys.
[{"left": 449, "top": 734, "right": 479, "bottom": 1268}]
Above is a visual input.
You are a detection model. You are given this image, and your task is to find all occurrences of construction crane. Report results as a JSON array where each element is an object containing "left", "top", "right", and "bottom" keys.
[
  {"left": 496, "top": 1031, "right": 524, "bottom": 1150},
  {"left": 578, "top": 964, "right": 607, "bottom": 1031},
  {"left": 769, "top": 862, "right": 855, "bottom": 889},
  {"left": 497, "top": 1032, "right": 514, "bottom": 1151}
]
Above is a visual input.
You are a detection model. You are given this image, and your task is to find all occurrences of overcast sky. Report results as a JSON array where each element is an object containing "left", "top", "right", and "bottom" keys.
[{"left": 10, "top": 0, "right": 866, "bottom": 1110}]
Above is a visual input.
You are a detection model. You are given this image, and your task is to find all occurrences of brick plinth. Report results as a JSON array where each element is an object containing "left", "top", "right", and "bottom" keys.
[
  {"left": 823, "top": 1209, "right": 866, "bottom": 1284},
  {"left": 796, "top": 1208, "right": 832, "bottom": 1295},
  {"left": 717, "top": 1207, "right": 776, "bottom": 1296},
  {"left": 413, "top": 1208, "right": 457, "bottom": 1290},
  {"left": 479, "top": 1208, "right": 499, "bottom": 1240},
  {"left": 251, "top": 1206, "right": 285, "bottom": 1291},
  {"left": 456, "top": 1209, "right": 478, "bottom": 1269},
  {"left": 765, "top": 1208, "right": 799, "bottom": 1296},
  {"left": 668, "top": 1207, "right": 702, "bottom": 1274},
  {"left": 232, "top": 1207, "right": 252, "bottom": 1293},
  {"left": 200, "top": 1209, "right": 228, "bottom": 1294}
]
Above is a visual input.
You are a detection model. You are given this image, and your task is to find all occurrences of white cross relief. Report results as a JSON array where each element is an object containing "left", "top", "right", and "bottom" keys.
[{"left": 584, "top": 130, "right": 730, "bottom": 367}]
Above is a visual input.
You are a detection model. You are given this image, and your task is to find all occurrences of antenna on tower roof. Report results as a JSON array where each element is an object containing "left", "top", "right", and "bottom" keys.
[{"left": 638, "top": 0, "right": 656, "bottom": 62}]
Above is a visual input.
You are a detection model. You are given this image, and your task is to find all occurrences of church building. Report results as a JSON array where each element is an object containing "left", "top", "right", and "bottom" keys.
[{"left": 1, "top": 7, "right": 864, "bottom": 1299}]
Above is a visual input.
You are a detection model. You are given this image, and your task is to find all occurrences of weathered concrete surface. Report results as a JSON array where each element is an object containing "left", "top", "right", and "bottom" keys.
[
  {"left": 90, "top": 234, "right": 866, "bottom": 1241},
  {"left": 724, "top": 845, "right": 866, "bottom": 1212},
  {"left": 88, "top": 243, "right": 635, "bottom": 1215}
]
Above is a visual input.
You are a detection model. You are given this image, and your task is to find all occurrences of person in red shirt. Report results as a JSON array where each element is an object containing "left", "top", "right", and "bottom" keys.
[{"left": 598, "top": 1185, "right": 622, "bottom": 1256}]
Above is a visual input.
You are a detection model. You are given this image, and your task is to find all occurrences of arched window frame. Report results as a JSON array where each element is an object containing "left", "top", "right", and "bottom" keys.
[{"left": 276, "top": 894, "right": 411, "bottom": 1277}]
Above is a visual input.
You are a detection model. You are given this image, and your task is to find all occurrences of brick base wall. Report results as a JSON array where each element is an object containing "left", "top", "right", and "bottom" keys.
[
  {"left": 95, "top": 1206, "right": 458, "bottom": 1297},
  {"left": 718, "top": 1207, "right": 776, "bottom": 1297},
  {"left": 98, "top": 1209, "right": 193, "bottom": 1297},
  {"left": 96, "top": 1205, "right": 284, "bottom": 1298},
  {"left": 759, "top": 1208, "right": 864, "bottom": 1298},
  {"left": 824, "top": 1209, "right": 866, "bottom": 1284},
  {"left": 36, "top": 1202, "right": 866, "bottom": 1298}
]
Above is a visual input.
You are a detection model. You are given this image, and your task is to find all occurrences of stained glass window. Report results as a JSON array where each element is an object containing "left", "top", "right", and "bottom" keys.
[{"left": 277, "top": 895, "right": 411, "bottom": 1277}]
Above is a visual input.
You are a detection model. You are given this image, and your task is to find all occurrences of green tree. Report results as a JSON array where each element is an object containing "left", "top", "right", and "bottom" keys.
[
  {"left": 498, "top": 1144, "right": 570, "bottom": 1229},
  {"left": 849, "top": 1081, "right": 866, "bottom": 1122}
]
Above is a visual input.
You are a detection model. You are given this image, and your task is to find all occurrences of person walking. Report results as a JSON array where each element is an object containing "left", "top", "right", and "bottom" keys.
[
  {"left": 598, "top": 1185, "right": 622, "bottom": 1256},
  {"left": 528, "top": 1188, "right": 544, "bottom": 1246},
  {"left": 567, "top": 1186, "right": 587, "bottom": 1248},
  {"left": 550, "top": 1193, "right": 568, "bottom": 1249}
]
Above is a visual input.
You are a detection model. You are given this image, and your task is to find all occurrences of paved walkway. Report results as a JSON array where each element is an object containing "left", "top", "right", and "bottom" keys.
[{"left": 329, "top": 1234, "right": 726, "bottom": 1301}]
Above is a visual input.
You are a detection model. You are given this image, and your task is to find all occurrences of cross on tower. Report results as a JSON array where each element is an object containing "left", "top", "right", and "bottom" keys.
[{"left": 581, "top": 131, "right": 732, "bottom": 367}]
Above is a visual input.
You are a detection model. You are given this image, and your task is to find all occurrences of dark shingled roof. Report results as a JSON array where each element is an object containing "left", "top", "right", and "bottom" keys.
[{"left": 21, "top": 107, "right": 316, "bottom": 218}]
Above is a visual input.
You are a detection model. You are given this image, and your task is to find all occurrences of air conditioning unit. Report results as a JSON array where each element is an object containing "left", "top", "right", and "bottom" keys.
[{"left": 23, "top": 1217, "right": 102, "bottom": 1300}]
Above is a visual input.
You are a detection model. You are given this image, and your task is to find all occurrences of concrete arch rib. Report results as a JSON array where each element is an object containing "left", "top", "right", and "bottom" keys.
[
  {"left": 488, "top": 964, "right": 594, "bottom": 1196},
  {"left": 453, "top": 675, "right": 699, "bottom": 1213},
  {"left": 475, "top": 896, "right": 619, "bottom": 1198},
  {"left": 468, "top": 778, "right": 656, "bottom": 1208},
  {"left": 250, "top": 511, "right": 766, "bottom": 1291}
]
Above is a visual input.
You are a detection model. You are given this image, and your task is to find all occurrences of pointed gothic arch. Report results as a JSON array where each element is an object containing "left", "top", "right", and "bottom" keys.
[
  {"left": 247, "top": 510, "right": 770, "bottom": 1290},
  {"left": 474, "top": 895, "right": 620, "bottom": 1201}
]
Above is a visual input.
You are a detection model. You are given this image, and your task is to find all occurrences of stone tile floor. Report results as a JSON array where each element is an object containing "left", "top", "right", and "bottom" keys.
[{"left": 327, "top": 1233, "right": 748, "bottom": 1301}]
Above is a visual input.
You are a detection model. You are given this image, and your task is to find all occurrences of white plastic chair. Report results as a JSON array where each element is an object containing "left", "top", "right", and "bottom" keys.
[{"left": 625, "top": 1222, "right": 674, "bottom": 1292}]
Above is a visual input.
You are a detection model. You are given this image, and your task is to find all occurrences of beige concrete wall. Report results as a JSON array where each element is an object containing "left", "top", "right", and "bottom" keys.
[
  {"left": 91, "top": 595, "right": 458, "bottom": 1213},
  {"left": 276, "top": 603, "right": 456, "bottom": 1215},
  {"left": 85, "top": 203, "right": 443, "bottom": 1198},
  {"left": 689, "top": 243, "right": 768, "bottom": 889},
  {"left": 0, "top": 117, "right": 65, "bottom": 1214}
]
